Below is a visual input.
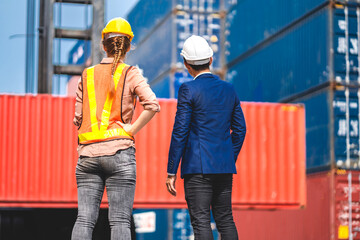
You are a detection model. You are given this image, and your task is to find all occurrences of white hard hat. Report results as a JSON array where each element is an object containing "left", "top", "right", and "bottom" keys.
[{"left": 180, "top": 35, "right": 213, "bottom": 65}]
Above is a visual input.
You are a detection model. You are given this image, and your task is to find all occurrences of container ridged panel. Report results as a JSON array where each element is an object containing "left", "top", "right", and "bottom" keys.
[
  {"left": 225, "top": 0, "right": 328, "bottom": 62},
  {"left": 233, "top": 102, "right": 306, "bottom": 207},
  {"left": 299, "top": 90, "right": 331, "bottom": 171},
  {"left": 127, "top": 0, "right": 173, "bottom": 45},
  {"left": 226, "top": 3, "right": 360, "bottom": 172},
  {"left": 127, "top": 11, "right": 223, "bottom": 84},
  {"left": 332, "top": 90, "right": 360, "bottom": 169},
  {"left": 0, "top": 95, "right": 305, "bottom": 209},
  {"left": 289, "top": 87, "right": 360, "bottom": 172},
  {"left": 233, "top": 170, "right": 360, "bottom": 240},
  {"left": 233, "top": 171, "right": 332, "bottom": 240},
  {"left": 128, "top": 0, "right": 222, "bottom": 45},
  {"left": 147, "top": 71, "right": 193, "bottom": 99},
  {"left": 127, "top": 17, "right": 173, "bottom": 83},
  {"left": 227, "top": 8, "right": 329, "bottom": 102},
  {"left": 133, "top": 99, "right": 181, "bottom": 207},
  {"left": 0, "top": 95, "right": 78, "bottom": 207},
  {"left": 335, "top": 171, "right": 360, "bottom": 238},
  {"left": 127, "top": 1, "right": 223, "bottom": 98},
  {"left": 333, "top": 6, "right": 360, "bottom": 85},
  {"left": 150, "top": 75, "right": 171, "bottom": 99}
]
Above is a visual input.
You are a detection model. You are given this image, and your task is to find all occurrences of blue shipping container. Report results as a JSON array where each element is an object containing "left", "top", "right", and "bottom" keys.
[
  {"left": 148, "top": 71, "right": 193, "bottom": 99},
  {"left": 127, "top": 11, "right": 222, "bottom": 98},
  {"left": 133, "top": 209, "right": 219, "bottom": 240},
  {"left": 226, "top": 7, "right": 329, "bottom": 102},
  {"left": 292, "top": 88, "right": 360, "bottom": 172},
  {"left": 227, "top": 4, "right": 360, "bottom": 102},
  {"left": 225, "top": 0, "right": 328, "bottom": 63},
  {"left": 127, "top": 0, "right": 173, "bottom": 45},
  {"left": 333, "top": 89, "right": 360, "bottom": 169},
  {"left": 127, "top": 0, "right": 223, "bottom": 45},
  {"left": 127, "top": 16, "right": 173, "bottom": 84},
  {"left": 333, "top": 7, "right": 360, "bottom": 84},
  {"left": 226, "top": 3, "right": 360, "bottom": 171}
]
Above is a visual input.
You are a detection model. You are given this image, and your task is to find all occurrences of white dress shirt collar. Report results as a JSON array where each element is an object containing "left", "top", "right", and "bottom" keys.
[{"left": 194, "top": 72, "right": 212, "bottom": 80}]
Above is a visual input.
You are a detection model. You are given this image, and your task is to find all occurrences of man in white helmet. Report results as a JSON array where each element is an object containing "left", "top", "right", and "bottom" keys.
[{"left": 166, "top": 35, "right": 246, "bottom": 239}]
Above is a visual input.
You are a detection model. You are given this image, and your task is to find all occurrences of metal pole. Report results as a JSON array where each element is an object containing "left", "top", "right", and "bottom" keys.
[
  {"left": 169, "top": 0, "right": 177, "bottom": 98},
  {"left": 57, "top": 1, "right": 63, "bottom": 95},
  {"left": 219, "top": 0, "right": 226, "bottom": 79},
  {"left": 328, "top": 2, "right": 336, "bottom": 170},
  {"left": 345, "top": 4, "right": 351, "bottom": 169},
  {"left": 38, "top": 0, "right": 55, "bottom": 93},
  {"left": 26, "top": 0, "right": 36, "bottom": 93},
  {"left": 91, "top": 0, "right": 104, "bottom": 65}
]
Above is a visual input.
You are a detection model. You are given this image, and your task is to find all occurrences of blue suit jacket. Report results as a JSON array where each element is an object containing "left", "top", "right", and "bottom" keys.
[{"left": 167, "top": 73, "right": 246, "bottom": 178}]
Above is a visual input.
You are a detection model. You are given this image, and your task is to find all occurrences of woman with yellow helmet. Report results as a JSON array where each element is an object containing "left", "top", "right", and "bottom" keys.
[{"left": 71, "top": 17, "right": 160, "bottom": 239}]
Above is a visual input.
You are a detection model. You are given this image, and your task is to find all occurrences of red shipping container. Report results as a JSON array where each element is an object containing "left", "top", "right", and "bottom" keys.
[
  {"left": 234, "top": 170, "right": 360, "bottom": 240},
  {"left": 0, "top": 95, "right": 306, "bottom": 209}
]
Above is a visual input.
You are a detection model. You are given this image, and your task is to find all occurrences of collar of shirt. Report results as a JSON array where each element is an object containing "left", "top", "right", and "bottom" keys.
[
  {"left": 194, "top": 72, "right": 212, "bottom": 80},
  {"left": 100, "top": 57, "right": 125, "bottom": 64}
]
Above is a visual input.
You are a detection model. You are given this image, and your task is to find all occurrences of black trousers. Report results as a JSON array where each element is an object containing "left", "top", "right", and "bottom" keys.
[{"left": 184, "top": 174, "right": 238, "bottom": 240}]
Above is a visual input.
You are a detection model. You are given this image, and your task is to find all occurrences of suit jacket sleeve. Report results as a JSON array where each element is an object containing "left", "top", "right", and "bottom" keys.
[
  {"left": 231, "top": 93, "right": 246, "bottom": 162},
  {"left": 167, "top": 84, "right": 192, "bottom": 175}
]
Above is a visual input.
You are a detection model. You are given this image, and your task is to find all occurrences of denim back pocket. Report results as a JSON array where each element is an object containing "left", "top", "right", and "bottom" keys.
[{"left": 115, "top": 147, "right": 136, "bottom": 166}]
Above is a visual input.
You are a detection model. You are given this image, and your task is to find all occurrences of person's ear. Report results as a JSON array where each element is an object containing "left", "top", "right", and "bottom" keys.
[
  {"left": 209, "top": 57, "right": 213, "bottom": 66},
  {"left": 184, "top": 60, "right": 189, "bottom": 69},
  {"left": 184, "top": 61, "right": 191, "bottom": 72}
]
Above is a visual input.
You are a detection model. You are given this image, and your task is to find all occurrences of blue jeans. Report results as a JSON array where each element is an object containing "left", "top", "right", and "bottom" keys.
[
  {"left": 184, "top": 174, "right": 238, "bottom": 240},
  {"left": 71, "top": 147, "right": 136, "bottom": 240}
]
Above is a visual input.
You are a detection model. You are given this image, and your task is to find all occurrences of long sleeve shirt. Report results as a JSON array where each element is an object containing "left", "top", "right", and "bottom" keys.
[{"left": 73, "top": 57, "right": 160, "bottom": 157}]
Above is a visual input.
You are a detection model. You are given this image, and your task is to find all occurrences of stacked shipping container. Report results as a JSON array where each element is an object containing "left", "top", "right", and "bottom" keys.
[
  {"left": 225, "top": 0, "right": 360, "bottom": 239},
  {"left": 126, "top": 0, "right": 225, "bottom": 98},
  {"left": 226, "top": 1, "right": 360, "bottom": 171},
  {"left": 234, "top": 170, "right": 360, "bottom": 240}
]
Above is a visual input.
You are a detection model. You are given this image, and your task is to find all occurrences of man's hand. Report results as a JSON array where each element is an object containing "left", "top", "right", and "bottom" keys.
[{"left": 166, "top": 175, "right": 177, "bottom": 196}]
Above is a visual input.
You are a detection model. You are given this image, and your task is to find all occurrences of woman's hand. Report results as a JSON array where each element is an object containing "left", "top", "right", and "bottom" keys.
[
  {"left": 119, "top": 122, "right": 134, "bottom": 136},
  {"left": 119, "top": 110, "right": 157, "bottom": 136}
]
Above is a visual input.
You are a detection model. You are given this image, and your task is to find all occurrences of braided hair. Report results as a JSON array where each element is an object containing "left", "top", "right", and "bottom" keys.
[{"left": 102, "top": 36, "right": 131, "bottom": 97}]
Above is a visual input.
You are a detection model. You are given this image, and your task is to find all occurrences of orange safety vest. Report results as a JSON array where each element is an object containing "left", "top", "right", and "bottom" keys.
[{"left": 78, "top": 63, "right": 134, "bottom": 144}]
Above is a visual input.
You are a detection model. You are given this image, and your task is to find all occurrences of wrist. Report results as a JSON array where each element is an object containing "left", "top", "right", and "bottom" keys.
[{"left": 129, "top": 127, "right": 136, "bottom": 136}]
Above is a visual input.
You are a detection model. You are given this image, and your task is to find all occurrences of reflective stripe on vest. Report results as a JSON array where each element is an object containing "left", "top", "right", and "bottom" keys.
[{"left": 78, "top": 64, "right": 133, "bottom": 144}]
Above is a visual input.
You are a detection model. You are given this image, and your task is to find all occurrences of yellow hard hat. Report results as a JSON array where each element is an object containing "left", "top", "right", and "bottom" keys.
[{"left": 102, "top": 17, "right": 134, "bottom": 42}]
